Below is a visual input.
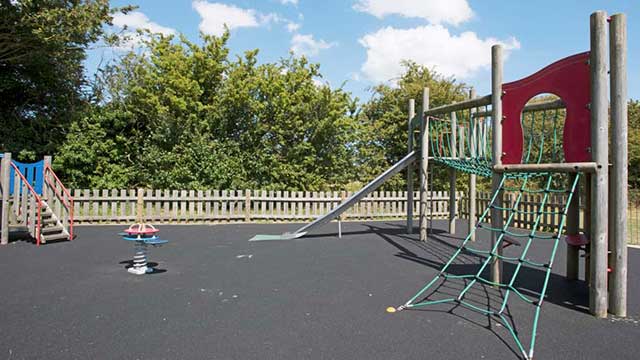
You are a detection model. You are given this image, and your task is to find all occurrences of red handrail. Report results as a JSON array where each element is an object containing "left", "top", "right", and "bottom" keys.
[
  {"left": 43, "top": 164, "right": 74, "bottom": 240},
  {"left": 10, "top": 162, "right": 43, "bottom": 245}
]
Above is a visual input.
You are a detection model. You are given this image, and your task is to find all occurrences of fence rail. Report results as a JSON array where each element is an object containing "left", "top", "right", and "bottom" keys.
[
  {"left": 71, "top": 189, "right": 461, "bottom": 224},
  {"left": 458, "top": 193, "right": 588, "bottom": 233},
  {"left": 70, "top": 188, "right": 639, "bottom": 245}
]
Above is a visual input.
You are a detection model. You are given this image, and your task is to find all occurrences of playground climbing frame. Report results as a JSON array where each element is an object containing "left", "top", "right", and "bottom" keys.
[{"left": 400, "top": 11, "right": 628, "bottom": 360}]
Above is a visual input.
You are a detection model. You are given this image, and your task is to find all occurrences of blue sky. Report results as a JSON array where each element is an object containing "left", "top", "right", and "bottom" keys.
[{"left": 89, "top": 0, "right": 639, "bottom": 102}]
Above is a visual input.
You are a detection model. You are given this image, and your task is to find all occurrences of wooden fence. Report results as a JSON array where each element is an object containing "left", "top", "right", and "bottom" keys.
[
  {"left": 71, "top": 189, "right": 462, "bottom": 224},
  {"left": 68, "top": 188, "right": 639, "bottom": 245},
  {"left": 458, "top": 193, "right": 588, "bottom": 233},
  {"left": 629, "top": 190, "right": 640, "bottom": 246}
]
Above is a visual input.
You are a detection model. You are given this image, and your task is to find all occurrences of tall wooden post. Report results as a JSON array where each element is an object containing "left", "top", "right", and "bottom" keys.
[
  {"left": 585, "top": 174, "right": 593, "bottom": 283},
  {"left": 407, "top": 99, "right": 415, "bottom": 234},
  {"left": 419, "top": 88, "right": 430, "bottom": 241},
  {"left": 1, "top": 153, "right": 11, "bottom": 245},
  {"left": 491, "top": 45, "right": 504, "bottom": 284},
  {"left": 469, "top": 89, "right": 477, "bottom": 241},
  {"left": 589, "top": 10, "right": 609, "bottom": 318},
  {"left": 609, "top": 13, "right": 628, "bottom": 317},
  {"left": 449, "top": 112, "right": 457, "bottom": 234}
]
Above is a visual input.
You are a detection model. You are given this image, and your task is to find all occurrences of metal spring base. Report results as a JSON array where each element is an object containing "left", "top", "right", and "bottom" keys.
[{"left": 128, "top": 243, "right": 153, "bottom": 275}]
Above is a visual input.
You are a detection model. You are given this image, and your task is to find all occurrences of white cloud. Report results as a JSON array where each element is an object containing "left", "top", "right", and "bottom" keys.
[
  {"left": 354, "top": 0, "right": 473, "bottom": 26},
  {"left": 192, "top": 1, "right": 289, "bottom": 35},
  {"left": 286, "top": 22, "right": 301, "bottom": 33},
  {"left": 193, "top": 1, "right": 263, "bottom": 36},
  {"left": 260, "top": 12, "right": 286, "bottom": 26},
  {"left": 290, "top": 34, "right": 336, "bottom": 57},
  {"left": 111, "top": 11, "right": 176, "bottom": 50},
  {"left": 280, "top": 0, "right": 298, "bottom": 5},
  {"left": 112, "top": 12, "right": 176, "bottom": 35},
  {"left": 358, "top": 25, "right": 520, "bottom": 83}
]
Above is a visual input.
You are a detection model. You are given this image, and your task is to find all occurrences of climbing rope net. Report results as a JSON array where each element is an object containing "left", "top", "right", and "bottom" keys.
[
  {"left": 427, "top": 104, "right": 565, "bottom": 178},
  {"left": 397, "top": 104, "right": 576, "bottom": 359}
]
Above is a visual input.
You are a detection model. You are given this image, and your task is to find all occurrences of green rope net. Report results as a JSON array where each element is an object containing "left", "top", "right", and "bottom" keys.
[
  {"left": 399, "top": 105, "right": 576, "bottom": 359},
  {"left": 425, "top": 105, "right": 565, "bottom": 178},
  {"left": 395, "top": 173, "right": 580, "bottom": 360}
]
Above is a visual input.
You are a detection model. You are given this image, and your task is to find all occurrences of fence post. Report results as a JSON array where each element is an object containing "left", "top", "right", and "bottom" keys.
[
  {"left": 339, "top": 191, "right": 347, "bottom": 238},
  {"left": 244, "top": 190, "right": 251, "bottom": 222},
  {"left": 1, "top": 153, "right": 11, "bottom": 245},
  {"left": 136, "top": 188, "right": 145, "bottom": 223}
]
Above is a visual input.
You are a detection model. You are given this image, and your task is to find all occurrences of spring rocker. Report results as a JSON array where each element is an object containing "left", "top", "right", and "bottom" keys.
[{"left": 118, "top": 189, "right": 168, "bottom": 275}]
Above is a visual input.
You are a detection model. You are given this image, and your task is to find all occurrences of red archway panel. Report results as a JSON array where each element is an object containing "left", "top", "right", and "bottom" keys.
[{"left": 501, "top": 52, "right": 591, "bottom": 164}]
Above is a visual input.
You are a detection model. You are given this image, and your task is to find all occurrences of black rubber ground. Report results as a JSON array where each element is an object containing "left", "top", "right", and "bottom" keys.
[{"left": 0, "top": 220, "right": 638, "bottom": 359}]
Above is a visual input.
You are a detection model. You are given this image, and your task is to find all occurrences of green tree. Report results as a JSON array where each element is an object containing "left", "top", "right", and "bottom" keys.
[
  {"left": 0, "top": 0, "right": 128, "bottom": 159},
  {"left": 357, "top": 61, "right": 468, "bottom": 190},
  {"left": 56, "top": 32, "right": 360, "bottom": 191}
]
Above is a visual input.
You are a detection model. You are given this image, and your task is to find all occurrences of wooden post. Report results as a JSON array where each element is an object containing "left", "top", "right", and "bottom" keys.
[
  {"left": 244, "top": 190, "right": 251, "bottom": 222},
  {"left": 585, "top": 174, "right": 593, "bottom": 284},
  {"left": 1, "top": 153, "right": 11, "bottom": 245},
  {"left": 407, "top": 99, "right": 415, "bottom": 234},
  {"left": 469, "top": 89, "right": 477, "bottom": 241},
  {"left": 458, "top": 126, "right": 465, "bottom": 159},
  {"left": 43, "top": 156, "right": 51, "bottom": 200},
  {"left": 419, "top": 88, "right": 430, "bottom": 241},
  {"left": 20, "top": 170, "right": 27, "bottom": 227},
  {"left": 491, "top": 44, "right": 504, "bottom": 284},
  {"left": 449, "top": 112, "right": 457, "bottom": 234},
  {"left": 589, "top": 10, "right": 609, "bottom": 318},
  {"left": 338, "top": 191, "right": 346, "bottom": 238},
  {"left": 609, "top": 13, "right": 628, "bottom": 317},
  {"left": 566, "top": 173, "right": 580, "bottom": 280},
  {"left": 136, "top": 188, "right": 144, "bottom": 224}
]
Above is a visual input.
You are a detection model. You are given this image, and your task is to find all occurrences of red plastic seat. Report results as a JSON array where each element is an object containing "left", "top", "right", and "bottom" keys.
[{"left": 564, "top": 233, "right": 589, "bottom": 247}]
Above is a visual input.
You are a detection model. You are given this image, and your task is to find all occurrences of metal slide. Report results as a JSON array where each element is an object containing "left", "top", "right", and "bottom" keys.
[{"left": 249, "top": 151, "right": 417, "bottom": 241}]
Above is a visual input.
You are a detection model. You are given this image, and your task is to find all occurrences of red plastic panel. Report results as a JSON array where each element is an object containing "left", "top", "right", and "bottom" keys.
[{"left": 501, "top": 52, "right": 591, "bottom": 164}]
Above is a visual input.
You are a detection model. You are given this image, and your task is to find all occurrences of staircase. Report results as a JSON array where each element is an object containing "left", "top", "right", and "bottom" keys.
[
  {"left": 39, "top": 201, "right": 71, "bottom": 243},
  {"left": 4, "top": 157, "right": 73, "bottom": 245}
]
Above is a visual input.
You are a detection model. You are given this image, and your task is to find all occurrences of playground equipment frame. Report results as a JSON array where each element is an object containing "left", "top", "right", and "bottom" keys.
[{"left": 408, "top": 11, "right": 628, "bottom": 318}]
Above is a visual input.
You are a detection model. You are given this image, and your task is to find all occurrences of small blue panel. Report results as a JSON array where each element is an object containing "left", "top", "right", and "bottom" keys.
[{"left": 7, "top": 159, "right": 44, "bottom": 195}]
